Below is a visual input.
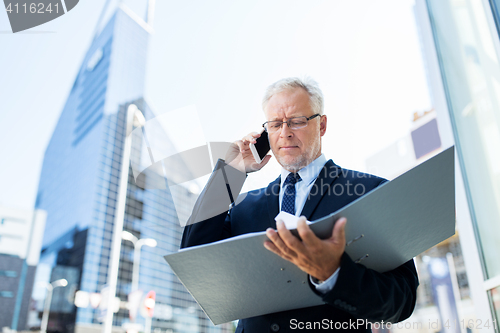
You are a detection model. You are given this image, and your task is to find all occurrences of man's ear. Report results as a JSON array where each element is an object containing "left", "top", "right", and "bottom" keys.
[{"left": 320, "top": 115, "right": 327, "bottom": 136}]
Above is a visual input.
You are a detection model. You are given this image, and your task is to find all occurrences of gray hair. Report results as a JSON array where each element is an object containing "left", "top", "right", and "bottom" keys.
[{"left": 262, "top": 77, "right": 324, "bottom": 115}]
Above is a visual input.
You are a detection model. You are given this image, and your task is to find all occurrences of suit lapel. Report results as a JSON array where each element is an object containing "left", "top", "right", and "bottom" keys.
[
  {"left": 300, "top": 160, "right": 341, "bottom": 219},
  {"left": 266, "top": 176, "right": 281, "bottom": 228}
]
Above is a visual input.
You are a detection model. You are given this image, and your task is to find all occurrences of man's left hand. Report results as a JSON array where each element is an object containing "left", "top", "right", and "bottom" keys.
[{"left": 264, "top": 217, "right": 347, "bottom": 281}]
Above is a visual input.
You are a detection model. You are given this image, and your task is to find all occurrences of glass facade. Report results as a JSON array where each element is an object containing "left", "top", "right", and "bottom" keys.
[
  {"left": 426, "top": 0, "right": 500, "bottom": 280},
  {"left": 31, "top": 7, "right": 232, "bottom": 333},
  {"left": 424, "top": 0, "right": 500, "bottom": 329}
]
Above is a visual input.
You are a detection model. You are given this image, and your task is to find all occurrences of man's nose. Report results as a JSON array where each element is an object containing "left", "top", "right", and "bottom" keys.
[{"left": 280, "top": 122, "right": 294, "bottom": 138}]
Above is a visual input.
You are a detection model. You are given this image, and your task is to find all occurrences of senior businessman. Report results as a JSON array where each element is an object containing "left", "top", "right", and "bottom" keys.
[{"left": 181, "top": 77, "right": 419, "bottom": 333}]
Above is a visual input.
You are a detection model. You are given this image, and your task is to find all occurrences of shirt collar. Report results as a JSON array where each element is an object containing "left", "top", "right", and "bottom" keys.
[{"left": 280, "top": 154, "right": 327, "bottom": 188}]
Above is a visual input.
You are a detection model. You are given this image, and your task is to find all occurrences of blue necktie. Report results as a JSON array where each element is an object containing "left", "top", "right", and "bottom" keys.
[{"left": 281, "top": 173, "right": 302, "bottom": 215}]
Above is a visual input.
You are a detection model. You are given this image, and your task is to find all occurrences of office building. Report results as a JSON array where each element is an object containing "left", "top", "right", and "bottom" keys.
[
  {"left": 366, "top": 110, "right": 478, "bottom": 332},
  {"left": 368, "top": 1, "right": 500, "bottom": 329},
  {"left": 0, "top": 205, "right": 46, "bottom": 331},
  {"left": 414, "top": 0, "right": 500, "bottom": 330},
  {"left": 29, "top": 5, "right": 232, "bottom": 333}
]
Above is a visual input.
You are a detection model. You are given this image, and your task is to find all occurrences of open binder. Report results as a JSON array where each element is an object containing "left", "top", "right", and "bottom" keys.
[{"left": 164, "top": 146, "right": 455, "bottom": 325}]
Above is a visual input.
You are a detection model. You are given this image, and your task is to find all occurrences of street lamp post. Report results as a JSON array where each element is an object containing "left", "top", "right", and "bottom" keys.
[
  {"left": 40, "top": 279, "right": 68, "bottom": 333},
  {"left": 103, "top": 104, "right": 146, "bottom": 333},
  {"left": 121, "top": 230, "right": 157, "bottom": 292}
]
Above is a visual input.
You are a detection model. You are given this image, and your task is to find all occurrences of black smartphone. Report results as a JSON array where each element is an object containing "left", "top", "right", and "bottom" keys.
[{"left": 249, "top": 129, "right": 270, "bottom": 163}]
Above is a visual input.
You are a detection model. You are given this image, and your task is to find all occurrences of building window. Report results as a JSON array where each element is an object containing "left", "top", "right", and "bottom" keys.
[
  {"left": 0, "top": 291, "right": 14, "bottom": 298},
  {"left": 0, "top": 270, "right": 17, "bottom": 277}
]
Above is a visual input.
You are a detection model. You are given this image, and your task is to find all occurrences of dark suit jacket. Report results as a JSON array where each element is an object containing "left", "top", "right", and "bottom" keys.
[{"left": 181, "top": 160, "right": 419, "bottom": 333}]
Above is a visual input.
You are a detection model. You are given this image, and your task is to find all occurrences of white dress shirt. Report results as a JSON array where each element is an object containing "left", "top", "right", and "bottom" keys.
[{"left": 278, "top": 154, "right": 340, "bottom": 294}]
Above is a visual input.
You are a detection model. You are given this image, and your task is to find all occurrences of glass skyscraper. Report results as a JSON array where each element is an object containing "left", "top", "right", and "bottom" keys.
[{"left": 31, "top": 5, "right": 232, "bottom": 333}]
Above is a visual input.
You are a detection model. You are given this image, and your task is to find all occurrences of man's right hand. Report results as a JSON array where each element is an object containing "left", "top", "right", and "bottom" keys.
[{"left": 225, "top": 132, "right": 272, "bottom": 173}]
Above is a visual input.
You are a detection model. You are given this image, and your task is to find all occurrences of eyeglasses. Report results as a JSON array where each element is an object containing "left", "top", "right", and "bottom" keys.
[{"left": 262, "top": 114, "right": 321, "bottom": 133}]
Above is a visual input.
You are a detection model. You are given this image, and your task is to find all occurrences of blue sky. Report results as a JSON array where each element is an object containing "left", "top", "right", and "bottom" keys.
[{"left": 0, "top": 0, "right": 431, "bottom": 210}]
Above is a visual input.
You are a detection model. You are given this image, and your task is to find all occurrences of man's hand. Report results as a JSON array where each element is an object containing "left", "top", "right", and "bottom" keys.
[
  {"left": 264, "top": 217, "right": 347, "bottom": 281},
  {"left": 225, "top": 132, "right": 272, "bottom": 173}
]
